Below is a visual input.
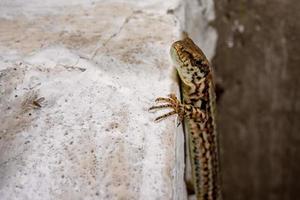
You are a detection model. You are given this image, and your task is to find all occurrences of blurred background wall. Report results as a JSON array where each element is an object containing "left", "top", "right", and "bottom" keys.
[{"left": 213, "top": 0, "right": 300, "bottom": 199}]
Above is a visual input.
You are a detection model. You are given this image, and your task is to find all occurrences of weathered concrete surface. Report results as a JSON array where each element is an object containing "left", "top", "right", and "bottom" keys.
[
  {"left": 213, "top": 0, "right": 300, "bottom": 199},
  {"left": 0, "top": 1, "right": 188, "bottom": 199},
  {"left": 184, "top": 0, "right": 217, "bottom": 61}
]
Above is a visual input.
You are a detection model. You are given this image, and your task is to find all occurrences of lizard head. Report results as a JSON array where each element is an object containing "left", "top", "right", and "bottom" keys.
[{"left": 170, "top": 37, "right": 210, "bottom": 86}]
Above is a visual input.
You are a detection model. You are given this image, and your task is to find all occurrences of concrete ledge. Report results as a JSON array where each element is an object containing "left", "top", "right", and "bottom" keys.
[{"left": 0, "top": 0, "right": 217, "bottom": 199}]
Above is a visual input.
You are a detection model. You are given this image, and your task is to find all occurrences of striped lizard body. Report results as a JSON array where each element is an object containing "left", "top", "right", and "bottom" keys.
[{"left": 149, "top": 36, "right": 221, "bottom": 200}]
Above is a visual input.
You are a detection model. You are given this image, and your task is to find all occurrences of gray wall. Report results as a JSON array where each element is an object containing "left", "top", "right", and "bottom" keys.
[{"left": 213, "top": 0, "right": 300, "bottom": 199}]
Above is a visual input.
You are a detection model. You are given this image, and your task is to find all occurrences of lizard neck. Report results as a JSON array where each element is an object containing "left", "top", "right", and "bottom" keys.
[{"left": 181, "top": 79, "right": 206, "bottom": 108}]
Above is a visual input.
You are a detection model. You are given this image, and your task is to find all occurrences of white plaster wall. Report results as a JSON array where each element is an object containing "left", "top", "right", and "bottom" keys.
[{"left": 184, "top": 0, "right": 217, "bottom": 61}]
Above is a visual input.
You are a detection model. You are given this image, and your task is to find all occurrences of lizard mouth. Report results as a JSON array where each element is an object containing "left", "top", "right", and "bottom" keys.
[
  {"left": 170, "top": 45, "right": 193, "bottom": 86},
  {"left": 169, "top": 45, "right": 180, "bottom": 64}
]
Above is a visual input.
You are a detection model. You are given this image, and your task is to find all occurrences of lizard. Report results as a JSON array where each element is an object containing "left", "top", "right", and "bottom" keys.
[{"left": 149, "top": 35, "right": 222, "bottom": 200}]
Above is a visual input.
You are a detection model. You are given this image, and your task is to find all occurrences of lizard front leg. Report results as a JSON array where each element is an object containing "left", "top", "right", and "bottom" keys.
[{"left": 149, "top": 94, "right": 205, "bottom": 123}]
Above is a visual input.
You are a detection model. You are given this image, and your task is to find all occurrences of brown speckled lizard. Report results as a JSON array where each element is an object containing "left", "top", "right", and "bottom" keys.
[{"left": 149, "top": 35, "right": 222, "bottom": 200}]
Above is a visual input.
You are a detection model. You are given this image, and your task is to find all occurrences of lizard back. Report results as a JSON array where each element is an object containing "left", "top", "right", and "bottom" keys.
[{"left": 170, "top": 37, "right": 221, "bottom": 200}]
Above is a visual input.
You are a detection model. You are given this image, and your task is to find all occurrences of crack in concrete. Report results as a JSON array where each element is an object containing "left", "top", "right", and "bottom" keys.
[
  {"left": 0, "top": 148, "right": 28, "bottom": 167},
  {"left": 90, "top": 13, "right": 134, "bottom": 60}
]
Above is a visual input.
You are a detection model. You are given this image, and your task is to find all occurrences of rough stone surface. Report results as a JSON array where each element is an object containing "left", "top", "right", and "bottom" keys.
[
  {"left": 213, "top": 0, "right": 300, "bottom": 199},
  {"left": 0, "top": 1, "right": 188, "bottom": 199}
]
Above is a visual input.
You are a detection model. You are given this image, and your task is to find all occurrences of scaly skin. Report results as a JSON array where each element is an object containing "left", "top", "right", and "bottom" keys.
[{"left": 150, "top": 36, "right": 221, "bottom": 200}]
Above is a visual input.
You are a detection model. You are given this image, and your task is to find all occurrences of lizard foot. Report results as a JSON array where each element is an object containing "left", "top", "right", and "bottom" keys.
[{"left": 149, "top": 94, "right": 185, "bottom": 123}]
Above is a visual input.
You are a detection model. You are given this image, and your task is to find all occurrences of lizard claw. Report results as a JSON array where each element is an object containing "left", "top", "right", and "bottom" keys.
[
  {"left": 176, "top": 119, "right": 182, "bottom": 127},
  {"left": 149, "top": 94, "right": 184, "bottom": 122}
]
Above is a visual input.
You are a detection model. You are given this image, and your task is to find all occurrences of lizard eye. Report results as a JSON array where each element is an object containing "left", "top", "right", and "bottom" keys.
[{"left": 195, "top": 60, "right": 203, "bottom": 65}]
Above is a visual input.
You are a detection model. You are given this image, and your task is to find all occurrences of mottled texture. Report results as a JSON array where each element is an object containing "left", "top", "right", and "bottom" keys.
[
  {"left": 150, "top": 37, "right": 221, "bottom": 200},
  {"left": 172, "top": 37, "right": 221, "bottom": 200},
  {"left": 213, "top": 0, "right": 300, "bottom": 200}
]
